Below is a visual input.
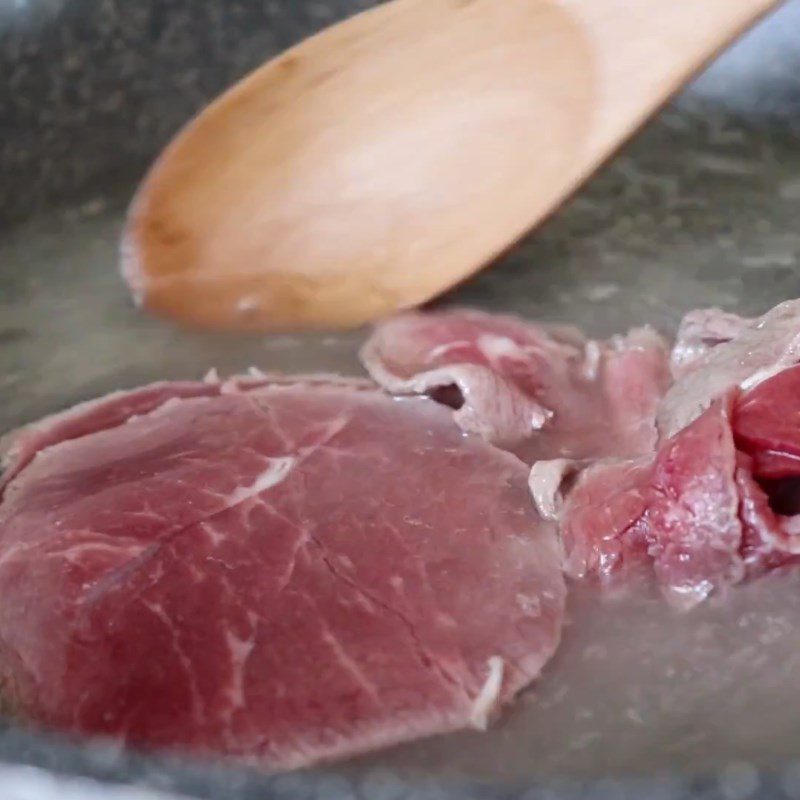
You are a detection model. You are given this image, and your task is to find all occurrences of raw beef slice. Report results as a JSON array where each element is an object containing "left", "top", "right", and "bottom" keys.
[
  {"left": 669, "top": 307, "right": 751, "bottom": 378},
  {"left": 537, "top": 301, "right": 800, "bottom": 608},
  {"left": 361, "top": 308, "right": 670, "bottom": 462},
  {"left": 0, "top": 376, "right": 565, "bottom": 770},
  {"left": 659, "top": 299, "right": 800, "bottom": 437}
]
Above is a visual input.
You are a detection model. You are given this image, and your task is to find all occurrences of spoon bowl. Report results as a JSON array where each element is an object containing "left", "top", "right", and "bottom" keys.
[{"left": 123, "top": 0, "right": 780, "bottom": 331}]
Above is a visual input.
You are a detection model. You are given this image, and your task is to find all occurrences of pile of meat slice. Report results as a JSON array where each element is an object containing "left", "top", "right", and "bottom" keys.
[
  {"left": 363, "top": 301, "right": 800, "bottom": 611},
  {"left": 2, "top": 297, "right": 799, "bottom": 771}
]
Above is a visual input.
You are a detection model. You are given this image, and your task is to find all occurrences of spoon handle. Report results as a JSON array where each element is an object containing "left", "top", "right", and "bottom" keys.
[{"left": 568, "top": 0, "right": 783, "bottom": 152}]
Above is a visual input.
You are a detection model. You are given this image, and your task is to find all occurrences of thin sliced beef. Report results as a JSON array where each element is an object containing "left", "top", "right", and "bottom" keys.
[
  {"left": 734, "top": 364, "right": 800, "bottom": 480},
  {"left": 360, "top": 310, "right": 580, "bottom": 446},
  {"left": 540, "top": 303, "right": 800, "bottom": 608},
  {"left": 669, "top": 307, "right": 752, "bottom": 378},
  {"left": 0, "top": 381, "right": 221, "bottom": 489},
  {"left": 645, "top": 396, "right": 745, "bottom": 608},
  {"left": 659, "top": 299, "right": 800, "bottom": 438},
  {"left": 361, "top": 309, "right": 670, "bottom": 462},
  {"left": 533, "top": 457, "right": 651, "bottom": 582},
  {"left": 0, "top": 378, "right": 564, "bottom": 770},
  {"left": 536, "top": 399, "right": 744, "bottom": 609},
  {"left": 0, "top": 373, "right": 375, "bottom": 489},
  {"left": 733, "top": 364, "right": 800, "bottom": 561}
]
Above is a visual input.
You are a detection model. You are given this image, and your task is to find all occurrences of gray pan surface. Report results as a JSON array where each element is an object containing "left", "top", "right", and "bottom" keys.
[{"left": 2, "top": 2, "right": 800, "bottom": 798}]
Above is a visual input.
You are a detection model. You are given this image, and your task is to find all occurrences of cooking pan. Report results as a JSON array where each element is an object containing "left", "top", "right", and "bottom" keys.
[{"left": 2, "top": 1, "right": 800, "bottom": 798}]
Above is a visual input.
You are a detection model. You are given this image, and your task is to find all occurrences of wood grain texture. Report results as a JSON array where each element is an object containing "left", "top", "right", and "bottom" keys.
[{"left": 123, "top": 0, "right": 781, "bottom": 331}]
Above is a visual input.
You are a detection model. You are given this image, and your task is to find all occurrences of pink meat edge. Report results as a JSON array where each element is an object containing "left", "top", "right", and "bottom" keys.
[
  {"left": 660, "top": 298, "right": 800, "bottom": 438},
  {"left": 0, "top": 372, "right": 378, "bottom": 494},
  {"left": 528, "top": 458, "right": 592, "bottom": 522},
  {"left": 0, "top": 381, "right": 220, "bottom": 491},
  {"left": 360, "top": 335, "right": 551, "bottom": 445},
  {"left": 646, "top": 395, "right": 746, "bottom": 610},
  {"left": 531, "top": 457, "right": 652, "bottom": 582},
  {"left": 670, "top": 307, "right": 752, "bottom": 378}
]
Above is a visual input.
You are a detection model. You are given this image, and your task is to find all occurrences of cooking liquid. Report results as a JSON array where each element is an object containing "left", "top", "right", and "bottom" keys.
[{"left": 3, "top": 170, "right": 800, "bottom": 785}]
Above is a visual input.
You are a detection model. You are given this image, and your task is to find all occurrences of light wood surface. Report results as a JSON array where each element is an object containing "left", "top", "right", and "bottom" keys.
[{"left": 122, "top": 0, "right": 781, "bottom": 331}]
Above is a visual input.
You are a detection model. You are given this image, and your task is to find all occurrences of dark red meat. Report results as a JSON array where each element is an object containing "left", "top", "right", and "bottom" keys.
[
  {"left": 734, "top": 364, "right": 800, "bottom": 480},
  {"left": 0, "top": 377, "right": 564, "bottom": 769},
  {"left": 361, "top": 309, "right": 670, "bottom": 462},
  {"left": 735, "top": 458, "right": 799, "bottom": 576},
  {"left": 733, "top": 364, "right": 800, "bottom": 562}
]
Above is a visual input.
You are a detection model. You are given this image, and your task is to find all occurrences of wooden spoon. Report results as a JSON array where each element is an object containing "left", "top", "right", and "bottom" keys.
[{"left": 122, "top": 0, "right": 780, "bottom": 332}]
